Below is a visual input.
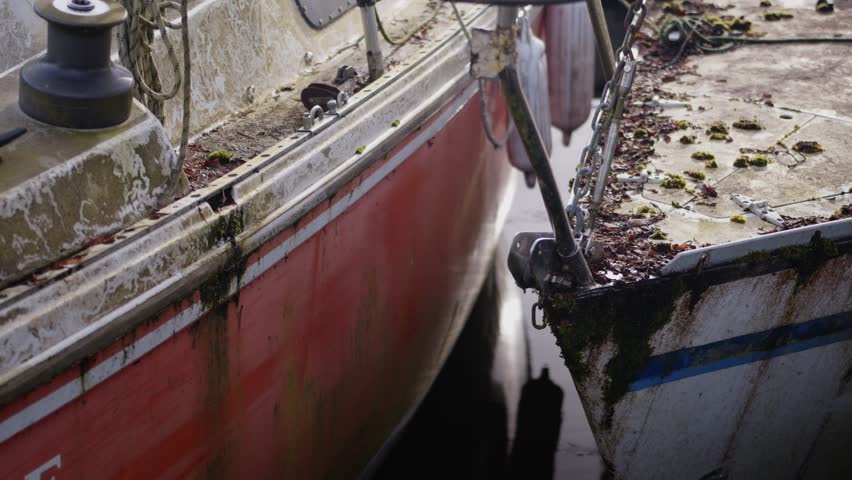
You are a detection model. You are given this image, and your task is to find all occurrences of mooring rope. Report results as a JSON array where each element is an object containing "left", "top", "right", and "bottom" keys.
[{"left": 117, "top": 0, "right": 191, "bottom": 163}]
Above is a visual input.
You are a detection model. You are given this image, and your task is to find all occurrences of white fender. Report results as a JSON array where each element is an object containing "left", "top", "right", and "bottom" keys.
[
  {"left": 545, "top": 3, "right": 596, "bottom": 146},
  {"left": 508, "top": 15, "right": 552, "bottom": 189}
]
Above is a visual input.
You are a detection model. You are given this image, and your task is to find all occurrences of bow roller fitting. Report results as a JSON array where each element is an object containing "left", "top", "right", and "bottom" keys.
[{"left": 19, "top": 0, "right": 134, "bottom": 129}]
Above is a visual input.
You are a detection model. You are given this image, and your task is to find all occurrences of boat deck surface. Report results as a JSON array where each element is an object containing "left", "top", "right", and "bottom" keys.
[{"left": 590, "top": 0, "right": 852, "bottom": 282}]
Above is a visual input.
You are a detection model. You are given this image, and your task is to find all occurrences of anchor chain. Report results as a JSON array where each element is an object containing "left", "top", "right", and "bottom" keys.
[{"left": 566, "top": 0, "right": 647, "bottom": 253}]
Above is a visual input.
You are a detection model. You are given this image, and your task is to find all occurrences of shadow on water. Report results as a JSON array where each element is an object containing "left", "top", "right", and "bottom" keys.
[{"left": 374, "top": 261, "right": 608, "bottom": 479}]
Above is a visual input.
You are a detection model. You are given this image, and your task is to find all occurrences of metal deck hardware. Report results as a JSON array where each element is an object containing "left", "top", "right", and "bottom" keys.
[
  {"left": 454, "top": 0, "right": 646, "bottom": 292},
  {"left": 19, "top": 0, "right": 134, "bottom": 129}
]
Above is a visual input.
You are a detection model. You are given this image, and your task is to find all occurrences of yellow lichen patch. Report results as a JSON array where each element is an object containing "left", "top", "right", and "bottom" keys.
[
  {"left": 207, "top": 150, "right": 233, "bottom": 163},
  {"left": 684, "top": 170, "right": 706, "bottom": 180},
  {"left": 762, "top": 11, "right": 793, "bottom": 21},
  {"left": 691, "top": 151, "right": 715, "bottom": 161},
  {"left": 705, "top": 121, "right": 729, "bottom": 136},
  {"left": 732, "top": 119, "right": 764, "bottom": 131},
  {"left": 661, "top": 173, "right": 686, "bottom": 189}
]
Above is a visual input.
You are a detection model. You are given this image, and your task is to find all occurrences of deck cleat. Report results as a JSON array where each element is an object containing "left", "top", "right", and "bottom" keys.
[
  {"left": 507, "top": 232, "right": 578, "bottom": 295},
  {"left": 616, "top": 172, "right": 665, "bottom": 185},
  {"left": 731, "top": 194, "right": 785, "bottom": 227}
]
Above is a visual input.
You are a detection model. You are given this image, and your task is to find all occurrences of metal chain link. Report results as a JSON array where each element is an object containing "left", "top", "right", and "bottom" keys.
[{"left": 566, "top": 1, "right": 647, "bottom": 248}]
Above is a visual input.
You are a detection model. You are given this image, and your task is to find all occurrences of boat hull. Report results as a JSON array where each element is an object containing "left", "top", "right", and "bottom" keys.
[
  {"left": 546, "top": 238, "right": 852, "bottom": 479},
  {"left": 0, "top": 80, "right": 514, "bottom": 479}
]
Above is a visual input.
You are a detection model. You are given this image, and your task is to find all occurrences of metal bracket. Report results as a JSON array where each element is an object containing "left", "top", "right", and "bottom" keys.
[
  {"left": 616, "top": 172, "right": 664, "bottom": 185},
  {"left": 297, "top": 105, "right": 326, "bottom": 132},
  {"left": 732, "top": 194, "right": 785, "bottom": 227},
  {"left": 508, "top": 232, "right": 575, "bottom": 295},
  {"left": 470, "top": 26, "right": 518, "bottom": 79}
]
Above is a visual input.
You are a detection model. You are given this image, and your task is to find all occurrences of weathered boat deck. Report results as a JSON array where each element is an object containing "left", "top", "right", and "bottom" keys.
[{"left": 596, "top": 0, "right": 852, "bottom": 280}]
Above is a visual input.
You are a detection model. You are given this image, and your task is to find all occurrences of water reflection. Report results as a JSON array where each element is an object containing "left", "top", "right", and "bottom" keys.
[
  {"left": 373, "top": 264, "right": 512, "bottom": 479},
  {"left": 374, "top": 259, "right": 606, "bottom": 479},
  {"left": 509, "top": 367, "right": 564, "bottom": 480}
]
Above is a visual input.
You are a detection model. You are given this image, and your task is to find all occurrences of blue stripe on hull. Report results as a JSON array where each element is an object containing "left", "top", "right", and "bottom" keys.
[{"left": 628, "top": 311, "right": 852, "bottom": 392}]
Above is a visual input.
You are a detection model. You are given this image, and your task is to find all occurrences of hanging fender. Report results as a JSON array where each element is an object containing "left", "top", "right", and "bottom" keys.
[
  {"left": 507, "top": 15, "right": 552, "bottom": 189},
  {"left": 544, "top": 3, "right": 596, "bottom": 146}
]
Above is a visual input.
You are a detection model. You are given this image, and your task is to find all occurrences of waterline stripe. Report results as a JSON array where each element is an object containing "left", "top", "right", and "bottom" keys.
[
  {"left": 628, "top": 311, "right": 852, "bottom": 392},
  {"left": 0, "top": 82, "right": 479, "bottom": 445}
]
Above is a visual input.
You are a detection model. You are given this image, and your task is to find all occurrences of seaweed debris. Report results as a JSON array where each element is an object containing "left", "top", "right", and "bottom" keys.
[
  {"left": 661, "top": 173, "right": 687, "bottom": 189},
  {"left": 762, "top": 11, "right": 793, "bottom": 21},
  {"left": 732, "top": 119, "right": 764, "bottom": 130},
  {"left": 749, "top": 154, "right": 772, "bottom": 167},
  {"left": 792, "top": 141, "right": 825, "bottom": 154}
]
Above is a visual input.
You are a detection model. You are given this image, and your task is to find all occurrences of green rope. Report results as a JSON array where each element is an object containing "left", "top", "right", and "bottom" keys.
[{"left": 659, "top": 16, "right": 852, "bottom": 56}]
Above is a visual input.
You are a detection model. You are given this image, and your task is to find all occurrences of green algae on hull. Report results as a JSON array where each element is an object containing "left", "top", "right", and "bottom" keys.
[
  {"left": 200, "top": 208, "right": 249, "bottom": 308},
  {"left": 735, "top": 232, "right": 839, "bottom": 288},
  {"left": 543, "top": 278, "right": 688, "bottom": 429},
  {"left": 542, "top": 233, "right": 843, "bottom": 431}
]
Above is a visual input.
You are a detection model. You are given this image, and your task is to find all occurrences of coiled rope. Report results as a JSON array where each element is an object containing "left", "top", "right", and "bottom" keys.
[{"left": 117, "top": 0, "right": 191, "bottom": 163}]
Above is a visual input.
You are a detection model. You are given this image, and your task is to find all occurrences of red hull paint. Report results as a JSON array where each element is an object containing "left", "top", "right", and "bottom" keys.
[{"left": 0, "top": 82, "right": 513, "bottom": 479}]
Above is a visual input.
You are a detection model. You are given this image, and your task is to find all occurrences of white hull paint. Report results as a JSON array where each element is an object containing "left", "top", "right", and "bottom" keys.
[{"left": 557, "top": 227, "right": 852, "bottom": 479}]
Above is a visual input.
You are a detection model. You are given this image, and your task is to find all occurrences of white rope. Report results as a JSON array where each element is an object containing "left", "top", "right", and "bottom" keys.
[{"left": 117, "top": 0, "right": 191, "bottom": 163}]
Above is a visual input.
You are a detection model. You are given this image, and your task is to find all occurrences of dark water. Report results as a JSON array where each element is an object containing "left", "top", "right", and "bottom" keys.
[{"left": 375, "top": 126, "right": 605, "bottom": 479}]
